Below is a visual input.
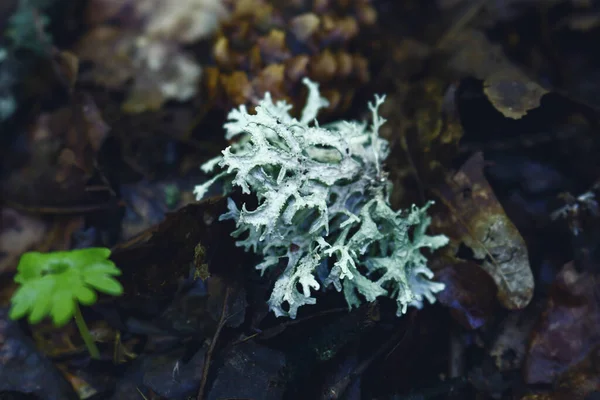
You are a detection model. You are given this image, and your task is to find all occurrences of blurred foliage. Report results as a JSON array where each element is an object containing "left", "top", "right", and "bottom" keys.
[
  {"left": 5, "top": 0, "right": 54, "bottom": 53},
  {"left": 0, "top": 0, "right": 57, "bottom": 121}
]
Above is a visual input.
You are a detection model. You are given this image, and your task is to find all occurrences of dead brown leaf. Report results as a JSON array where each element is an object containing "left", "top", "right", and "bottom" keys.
[
  {"left": 111, "top": 196, "right": 242, "bottom": 300},
  {"left": 524, "top": 262, "right": 600, "bottom": 384},
  {"left": 0, "top": 94, "right": 111, "bottom": 210},
  {"left": 489, "top": 300, "right": 541, "bottom": 372},
  {"left": 434, "top": 258, "right": 498, "bottom": 329},
  {"left": 521, "top": 346, "right": 600, "bottom": 400},
  {"left": 432, "top": 152, "right": 534, "bottom": 310},
  {"left": 447, "top": 30, "right": 549, "bottom": 119}
]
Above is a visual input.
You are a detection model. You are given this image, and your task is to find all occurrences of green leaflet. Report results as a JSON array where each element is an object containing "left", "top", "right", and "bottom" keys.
[{"left": 10, "top": 248, "right": 123, "bottom": 326}]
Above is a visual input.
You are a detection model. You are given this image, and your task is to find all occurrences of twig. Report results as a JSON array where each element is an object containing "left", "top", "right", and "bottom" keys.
[
  {"left": 435, "top": 0, "right": 486, "bottom": 50},
  {"left": 320, "top": 316, "right": 412, "bottom": 400},
  {"left": 197, "top": 286, "right": 231, "bottom": 400},
  {"left": 3, "top": 200, "right": 119, "bottom": 215},
  {"left": 232, "top": 307, "right": 348, "bottom": 345},
  {"left": 136, "top": 387, "right": 149, "bottom": 400}
]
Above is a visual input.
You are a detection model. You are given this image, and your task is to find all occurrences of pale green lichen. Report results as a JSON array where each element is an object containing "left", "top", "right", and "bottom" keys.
[{"left": 195, "top": 78, "right": 448, "bottom": 318}]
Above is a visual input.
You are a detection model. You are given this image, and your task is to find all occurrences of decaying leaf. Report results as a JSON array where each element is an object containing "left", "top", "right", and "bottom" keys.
[
  {"left": 483, "top": 72, "right": 549, "bottom": 120},
  {"left": 432, "top": 152, "right": 534, "bottom": 310},
  {"left": 521, "top": 346, "right": 600, "bottom": 400},
  {"left": 434, "top": 258, "right": 498, "bottom": 329},
  {"left": 111, "top": 197, "right": 242, "bottom": 301},
  {"left": 525, "top": 261, "right": 600, "bottom": 384},
  {"left": 447, "top": 30, "right": 549, "bottom": 119},
  {"left": 377, "top": 30, "right": 533, "bottom": 328},
  {"left": 0, "top": 94, "right": 112, "bottom": 210},
  {"left": 489, "top": 302, "right": 540, "bottom": 372}
]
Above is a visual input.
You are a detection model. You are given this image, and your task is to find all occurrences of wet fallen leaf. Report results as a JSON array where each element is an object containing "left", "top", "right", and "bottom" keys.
[
  {"left": 376, "top": 45, "right": 533, "bottom": 320},
  {"left": 432, "top": 152, "right": 534, "bottom": 310},
  {"left": 483, "top": 72, "right": 549, "bottom": 119}
]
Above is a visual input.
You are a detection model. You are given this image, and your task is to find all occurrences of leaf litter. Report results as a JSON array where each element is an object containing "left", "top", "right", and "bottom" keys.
[{"left": 2, "top": 0, "right": 600, "bottom": 399}]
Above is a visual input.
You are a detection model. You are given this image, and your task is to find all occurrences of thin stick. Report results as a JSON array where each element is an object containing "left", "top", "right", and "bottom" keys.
[{"left": 197, "top": 286, "right": 231, "bottom": 400}]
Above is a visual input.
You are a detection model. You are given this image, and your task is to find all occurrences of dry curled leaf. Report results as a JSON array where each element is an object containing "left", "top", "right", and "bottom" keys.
[
  {"left": 432, "top": 152, "right": 534, "bottom": 310},
  {"left": 447, "top": 30, "right": 549, "bottom": 119}
]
